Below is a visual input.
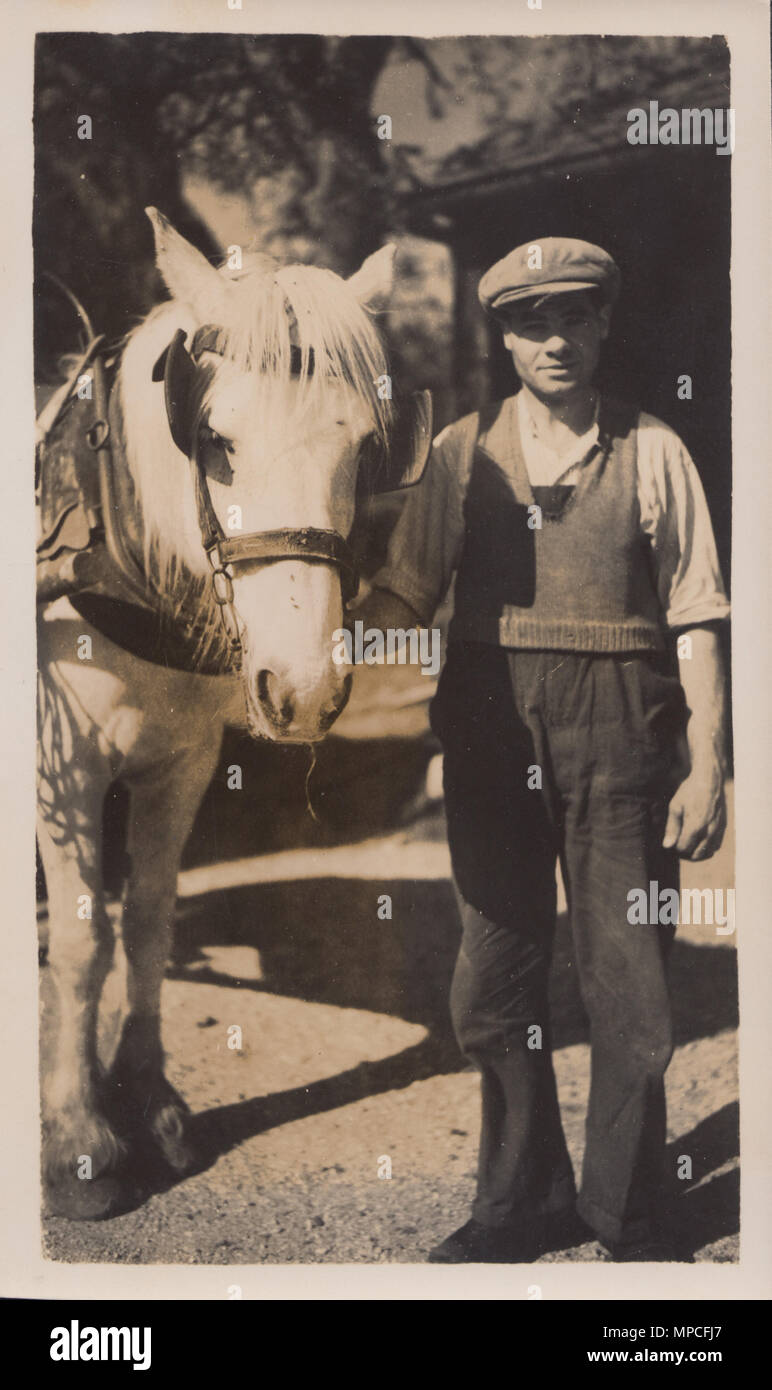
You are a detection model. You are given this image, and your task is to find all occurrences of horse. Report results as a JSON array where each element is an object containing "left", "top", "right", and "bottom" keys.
[{"left": 37, "top": 207, "right": 431, "bottom": 1220}]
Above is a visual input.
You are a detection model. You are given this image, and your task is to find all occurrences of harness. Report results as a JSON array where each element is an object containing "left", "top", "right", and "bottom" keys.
[
  {"left": 36, "top": 327, "right": 152, "bottom": 615},
  {"left": 36, "top": 286, "right": 433, "bottom": 666}
]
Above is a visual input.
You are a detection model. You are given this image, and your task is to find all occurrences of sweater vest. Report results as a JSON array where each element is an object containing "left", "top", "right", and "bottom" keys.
[{"left": 449, "top": 394, "right": 665, "bottom": 653}]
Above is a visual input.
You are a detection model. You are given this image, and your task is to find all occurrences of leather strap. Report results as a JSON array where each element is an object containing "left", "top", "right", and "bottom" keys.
[
  {"left": 217, "top": 528, "right": 358, "bottom": 604},
  {"left": 35, "top": 336, "right": 106, "bottom": 454},
  {"left": 182, "top": 326, "right": 359, "bottom": 651},
  {"left": 192, "top": 323, "right": 313, "bottom": 377},
  {"left": 95, "top": 358, "right": 154, "bottom": 608}
]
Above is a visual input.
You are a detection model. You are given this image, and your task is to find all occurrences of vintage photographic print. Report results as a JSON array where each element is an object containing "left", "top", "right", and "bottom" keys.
[{"left": 3, "top": 0, "right": 770, "bottom": 1314}]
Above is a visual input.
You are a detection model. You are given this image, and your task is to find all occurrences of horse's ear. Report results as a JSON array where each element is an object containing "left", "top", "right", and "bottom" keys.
[
  {"left": 359, "top": 390, "right": 434, "bottom": 495},
  {"left": 152, "top": 329, "right": 198, "bottom": 458},
  {"left": 346, "top": 244, "right": 397, "bottom": 311},
  {"left": 146, "top": 207, "right": 223, "bottom": 311}
]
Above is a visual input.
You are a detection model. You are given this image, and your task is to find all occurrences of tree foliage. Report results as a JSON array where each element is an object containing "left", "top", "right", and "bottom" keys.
[
  {"left": 381, "top": 35, "right": 730, "bottom": 185},
  {"left": 34, "top": 32, "right": 729, "bottom": 367},
  {"left": 34, "top": 33, "right": 397, "bottom": 356}
]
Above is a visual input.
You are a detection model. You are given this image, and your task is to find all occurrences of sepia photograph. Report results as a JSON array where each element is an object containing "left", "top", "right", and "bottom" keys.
[{"left": 2, "top": 0, "right": 770, "bottom": 1325}]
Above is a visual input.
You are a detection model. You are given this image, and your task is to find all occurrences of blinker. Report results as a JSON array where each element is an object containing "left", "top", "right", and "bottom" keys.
[
  {"left": 151, "top": 328, "right": 199, "bottom": 459},
  {"left": 357, "top": 389, "right": 433, "bottom": 494},
  {"left": 151, "top": 326, "right": 433, "bottom": 492}
]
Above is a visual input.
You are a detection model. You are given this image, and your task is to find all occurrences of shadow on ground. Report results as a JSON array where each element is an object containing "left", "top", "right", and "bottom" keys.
[
  {"left": 158, "top": 874, "right": 739, "bottom": 1249},
  {"left": 665, "top": 1103, "right": 740, "bottom": 1258},
  {"left": 40, "top": 732, "right": 739, "bottom": 1256},
  {"left": 169, "top": 876, "right": 738, "bottom": 1049}
]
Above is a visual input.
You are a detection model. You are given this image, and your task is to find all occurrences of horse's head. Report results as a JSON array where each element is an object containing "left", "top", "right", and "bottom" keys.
[{"left": 118, "top": 209, "right": 430, "bottom": 743}]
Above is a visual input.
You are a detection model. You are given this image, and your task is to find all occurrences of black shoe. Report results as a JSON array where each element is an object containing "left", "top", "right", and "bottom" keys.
[
  {"left": 600, "top": 1236, "right": 678, "bottom": 1263},
  {"left": 540, "top": 1207, "right": 595, "bottom": 1255},
  {"left": 427, "top": 1218, "right": 539, "bottom": 1264}
]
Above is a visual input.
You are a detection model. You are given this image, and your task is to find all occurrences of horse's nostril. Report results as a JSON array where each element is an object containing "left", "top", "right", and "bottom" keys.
[
  {"left": 256, "top": 669, "right": 294, "bottom": 729},
  {"left": 256, "top": 669, "right": 272, "bottom": 707},
  {"left": 318, "top": 675, "right": 353, "bottom": 732},
  {"left": 255, "top": 669, "right": 351, "bottom": 735},
  {"left": 335, "top": 673, "right": 353, "bottom": 713}
]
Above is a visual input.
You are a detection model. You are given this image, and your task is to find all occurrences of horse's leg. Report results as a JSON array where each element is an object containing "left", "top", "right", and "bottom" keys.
[
  {"left": 37, "top": 764, "right": 130, "bottom": 1220},
  {"left": 108, "top": 734, "right": 224, "bottom": 1174}
]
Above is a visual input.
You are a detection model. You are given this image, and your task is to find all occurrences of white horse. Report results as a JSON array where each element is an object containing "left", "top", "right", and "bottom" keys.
[{"left": 37, "top": 208, "right": 428, "bottom": 1219}]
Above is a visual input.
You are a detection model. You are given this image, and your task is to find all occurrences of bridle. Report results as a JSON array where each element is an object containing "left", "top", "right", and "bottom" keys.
[
  {"left": 171, "top": 327, "right": 359, "bottom": 658},
  {"left": 37, "top": 276, "right": 432, "bottom": 666},
  {"left": 201, "top": 520, "right": 359, "bottom": 661},
  {"left": 153, "top": 322, "right": 430, "bottom": 660}
]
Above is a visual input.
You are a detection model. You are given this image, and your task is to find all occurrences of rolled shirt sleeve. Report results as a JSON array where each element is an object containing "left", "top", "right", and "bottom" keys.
[
  {"left": 371, "top": 419, "right": 471, "bottom": 626},
  {"left": 636, "top": 414, "right": 730, "bottom": 629}
]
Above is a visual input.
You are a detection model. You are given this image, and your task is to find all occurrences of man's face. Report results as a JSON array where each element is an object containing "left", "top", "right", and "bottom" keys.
[{"left": 500, "top": 290, "right": 611, "bottom": 399}]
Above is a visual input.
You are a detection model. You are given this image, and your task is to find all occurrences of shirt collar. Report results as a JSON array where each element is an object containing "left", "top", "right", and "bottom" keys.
[{"left": 518, "top": 391, "right": 600, "bottom": 472}]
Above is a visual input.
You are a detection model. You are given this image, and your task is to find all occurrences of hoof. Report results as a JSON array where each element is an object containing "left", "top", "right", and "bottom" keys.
[
  {"left": 107, "top": 1070, "right": 199, "bottom": 1176},
  {"left": 44, "top": 1169, "right": 139, "bottom": 1221},
  {"left": 42, "top": 1108, "right": 132, "bottom": 1221},
  {"left": 143, "top": 1091, "right": 198, "bottom": 1175}
]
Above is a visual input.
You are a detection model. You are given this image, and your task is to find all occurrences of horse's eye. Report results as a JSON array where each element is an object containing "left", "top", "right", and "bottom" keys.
[
  {"left": 198, "top": 426, "right": 234, "bottom": 484},
  {"left": 200, "top": 425, "right": 232, "bottom": 453}
]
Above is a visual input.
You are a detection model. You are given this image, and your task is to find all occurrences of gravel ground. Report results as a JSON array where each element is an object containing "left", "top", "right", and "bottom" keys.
[{"left": 41, "top": 814, "right": 738, "bottom": 1267}]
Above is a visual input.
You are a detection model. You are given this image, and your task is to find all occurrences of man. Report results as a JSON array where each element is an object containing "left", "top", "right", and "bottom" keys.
[{"left": 360, "top": 237, "right": 729, "bottom": 1262}]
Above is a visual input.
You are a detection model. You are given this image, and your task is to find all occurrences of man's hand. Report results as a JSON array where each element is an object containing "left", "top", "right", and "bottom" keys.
[
  {"left": 348, "top": 584, "right": 423, "bottom": 635},
  {"left": 663, "top": 761, "right": 727, "bottom": 860},
  {"left": 665, "top": 624, "right": 728, "bottom": 861}
]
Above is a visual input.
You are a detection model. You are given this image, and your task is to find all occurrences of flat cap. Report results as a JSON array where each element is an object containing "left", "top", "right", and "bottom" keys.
[{"left": 478, "top": 237, "right": 620, "bottom": 312}]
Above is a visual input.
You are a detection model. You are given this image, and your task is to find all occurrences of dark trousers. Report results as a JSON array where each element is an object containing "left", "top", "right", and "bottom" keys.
[{"left": 430, "top": 642, "right": 687, "bottom": 1246}]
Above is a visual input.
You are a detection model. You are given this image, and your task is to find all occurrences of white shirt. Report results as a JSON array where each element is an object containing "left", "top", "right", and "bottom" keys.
[{"left": 373, "top": 393, "right": 730, "bottom": 632}]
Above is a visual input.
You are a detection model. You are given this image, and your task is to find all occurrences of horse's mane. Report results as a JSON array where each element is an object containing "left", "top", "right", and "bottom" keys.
[{"left": 117, "top": 252, "right": 391, "bottom": 665}]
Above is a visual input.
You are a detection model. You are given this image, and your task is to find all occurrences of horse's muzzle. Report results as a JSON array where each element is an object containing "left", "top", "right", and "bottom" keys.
[{"left": 247, "top": 668, "right": 352, "bottom": 743}]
